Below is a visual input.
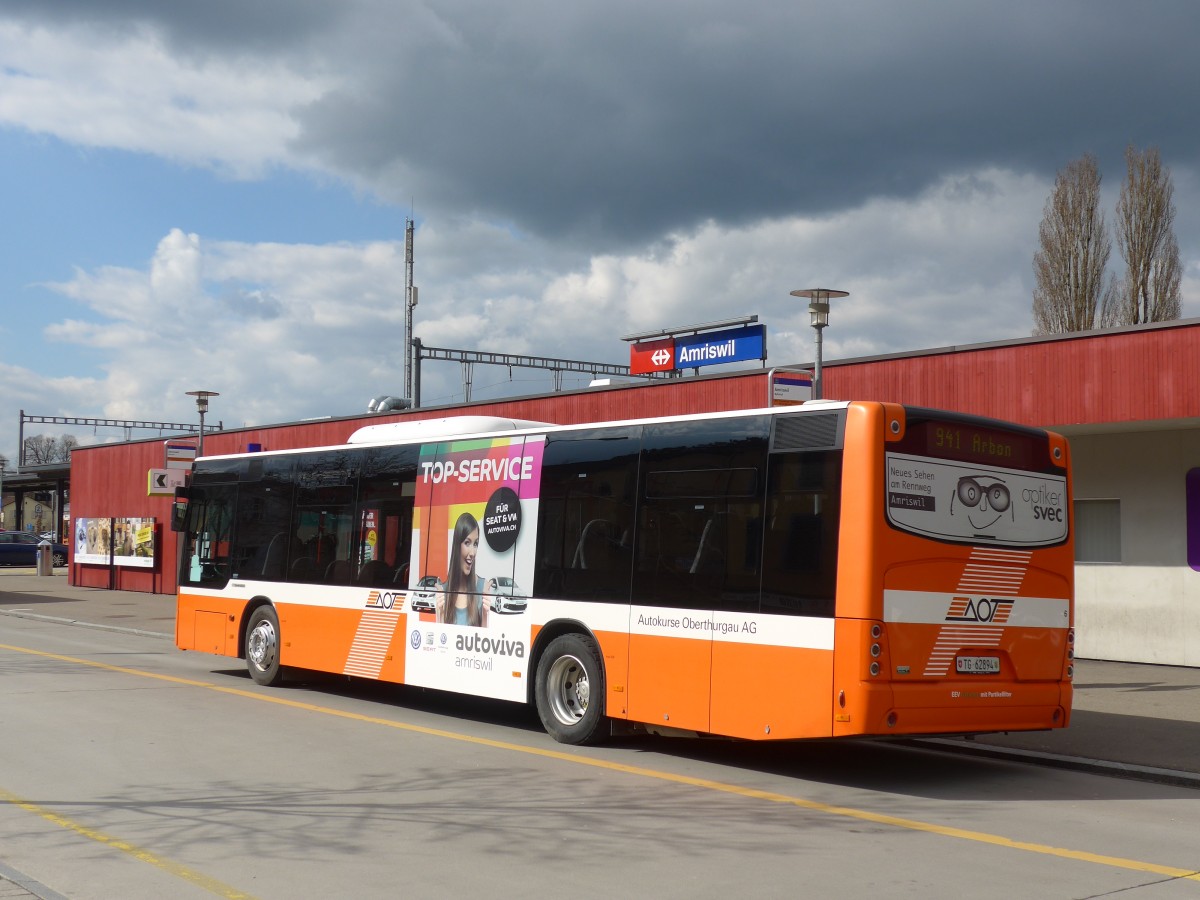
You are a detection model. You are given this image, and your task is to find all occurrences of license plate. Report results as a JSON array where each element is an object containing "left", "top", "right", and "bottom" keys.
[{"left": 956, "top": 655, "right": 1000, "bottom": 674}]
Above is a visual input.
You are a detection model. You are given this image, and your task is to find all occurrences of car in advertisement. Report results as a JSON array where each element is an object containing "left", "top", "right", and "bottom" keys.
[
  {"left": 409, "top": 575, "right": 439, "bottom": 613},
  {"left": 489, "top": 577, "right": 528, "bottom": 615}
]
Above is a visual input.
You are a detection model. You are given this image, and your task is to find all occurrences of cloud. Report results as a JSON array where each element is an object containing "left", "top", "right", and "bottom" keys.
[
  {"left": 0, "top": 165, "right": 1046, "bottom": 458},
  {"left": 5, "top": 3, "right": 1200, "bottom": 249},
  {"left": 0, "top": 19, "right": 332, "bottom": 177},
  {"left": 289, "top": 2, "right": 1200, "bottom": 248}
]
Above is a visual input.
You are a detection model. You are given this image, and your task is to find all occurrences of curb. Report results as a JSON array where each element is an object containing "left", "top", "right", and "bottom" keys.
[
  {"left": 912, "top": 737, "right": 1200, "bottom": 790},
  {"left": 0, "top": 607, "right": 171, "bottom": 640}
]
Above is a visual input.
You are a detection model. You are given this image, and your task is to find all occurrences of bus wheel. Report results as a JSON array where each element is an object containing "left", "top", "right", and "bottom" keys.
[
  {"left": 246, "top": 606, "right": 283, "bottom": 686},
  {"left": 535, "top": 634, "right": 606, "bottom": 745}
]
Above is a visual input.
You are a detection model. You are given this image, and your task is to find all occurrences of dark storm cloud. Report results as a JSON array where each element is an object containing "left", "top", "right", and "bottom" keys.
[
  {"left": 1, "top": 0, "right": 339, "bottom": 52},
  {"left": 290, "top": 1, "right": 1200, "bottom": 249},
  {"left": 9, "top": 0, "right": 1199, "bottom": 248}
]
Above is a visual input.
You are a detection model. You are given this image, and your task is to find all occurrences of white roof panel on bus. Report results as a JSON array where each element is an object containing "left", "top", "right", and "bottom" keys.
[{"left": 347, "top": 416, "right": 555, "bottom": 445}]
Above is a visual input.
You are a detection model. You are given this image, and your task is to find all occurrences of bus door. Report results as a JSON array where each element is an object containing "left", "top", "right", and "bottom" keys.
[
  {"left": 627, "top": 418, "right": 771, "bottom": 735},
  {"left": 727, "top": 441, "right": 843, "bottom": 739}
]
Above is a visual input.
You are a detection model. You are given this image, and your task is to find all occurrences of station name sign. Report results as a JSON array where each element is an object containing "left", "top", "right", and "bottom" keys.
[{"left": 629, "top": 324, "right": 766, "bottom": 374}]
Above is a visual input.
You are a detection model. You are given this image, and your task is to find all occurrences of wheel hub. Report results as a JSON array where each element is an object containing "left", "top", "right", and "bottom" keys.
[
  {"left": 548, "top": 654, "right": 589, "bottom": 725},
  {"left": 248, "top": 620, "right": 277, "bottom": 671}
]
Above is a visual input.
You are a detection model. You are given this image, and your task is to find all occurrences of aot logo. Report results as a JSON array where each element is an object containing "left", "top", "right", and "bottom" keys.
[
  {"left": 366, "top": 590, "right": 401, "bottom": 610},
  {"left": 945, "top": 596, "right": 1014, "bottom": 624}
]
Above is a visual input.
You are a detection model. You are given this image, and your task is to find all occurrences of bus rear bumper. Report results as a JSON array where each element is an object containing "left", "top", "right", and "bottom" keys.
[{"left": 837, "top": 680, "right": 1072, "bottom": 737}]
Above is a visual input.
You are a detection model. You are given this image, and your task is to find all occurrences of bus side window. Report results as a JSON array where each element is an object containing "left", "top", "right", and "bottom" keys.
[
  {"left": 535, "top": 427, "right": 641, "bottom": 603},
  {"left": 179, "top": 483, "right": 237, "bottom": 588},
  {"left": 354, "top": 444, "right": 418, "bottom": 588},
  {"left": 633, "top": 418, "right": 769, "bottom": 614},
  {"left": 234, "top": 455, "right": 294, "bottom": 581},
  {"left": 760, "top": 450, "right": 842, "bottom": 618},
  {"left": 287, "top": 450, "right": 356, "bottom": 585}
]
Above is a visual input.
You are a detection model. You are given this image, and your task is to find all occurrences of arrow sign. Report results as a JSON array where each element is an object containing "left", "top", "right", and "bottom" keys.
[{"left": 148, "top": 468, "right": 188, "bottom": 496}]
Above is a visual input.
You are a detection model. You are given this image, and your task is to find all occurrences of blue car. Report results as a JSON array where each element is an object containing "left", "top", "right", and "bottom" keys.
[{"left": 0, "top": 531, "right": 68, "bottom": 567}]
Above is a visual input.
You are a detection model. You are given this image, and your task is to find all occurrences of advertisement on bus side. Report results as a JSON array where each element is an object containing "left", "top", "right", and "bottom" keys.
[{"left": 404, "top": 434, "right": 544, "bottom": 701}]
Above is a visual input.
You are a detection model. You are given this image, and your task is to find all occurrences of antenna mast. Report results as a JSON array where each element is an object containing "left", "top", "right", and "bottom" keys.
[{"left": 403, "top": 217, "right": 416, "bottom": 401}]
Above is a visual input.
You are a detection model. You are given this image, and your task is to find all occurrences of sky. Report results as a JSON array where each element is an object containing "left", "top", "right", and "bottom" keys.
[{"left": 2, "top": 1, "right": 1199, "bottom": 465}]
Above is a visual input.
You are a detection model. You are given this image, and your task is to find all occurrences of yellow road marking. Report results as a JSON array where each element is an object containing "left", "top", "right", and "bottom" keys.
[
  {"left": 0, "top": 785, "right": 257, "bottom": 899},
  {"left": 4, "top": 642, "right": 1200, "bottom": 884}
]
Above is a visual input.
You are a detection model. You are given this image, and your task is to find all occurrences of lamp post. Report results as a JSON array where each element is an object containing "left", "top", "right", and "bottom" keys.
[
  {"left": 789, "top": 289, "right": 848, "bottom": 400},
  {"left": 185, "top": 390, "right": 220, "bottom": 457}
]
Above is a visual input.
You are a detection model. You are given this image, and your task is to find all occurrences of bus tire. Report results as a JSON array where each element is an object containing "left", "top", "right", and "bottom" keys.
[
  {"left": 535, "top": 633, "right": 607, "bottom": 745},
  {"left": 246, "top": 605, "right": 284, "bottom": 687}
]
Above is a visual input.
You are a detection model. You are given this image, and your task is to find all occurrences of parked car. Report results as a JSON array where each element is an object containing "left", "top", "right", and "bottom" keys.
[
  {"left": 409, "top": 575, "right": 440, "bottom": 613},
  {"left": 0, "top": 531, "right": 68, "bottom": 567},
  {"left": 489, "top": 577, "right": 528, "bottom": 614}
]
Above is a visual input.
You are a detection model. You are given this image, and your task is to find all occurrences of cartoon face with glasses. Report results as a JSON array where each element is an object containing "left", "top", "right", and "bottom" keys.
[{"left": 950, "top": 475, "right": 1013, "bottom": 531}]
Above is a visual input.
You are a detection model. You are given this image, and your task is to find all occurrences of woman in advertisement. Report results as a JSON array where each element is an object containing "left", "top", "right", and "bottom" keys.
[{"left": 436, "top": 511, "right": 493, "bottom": 627}]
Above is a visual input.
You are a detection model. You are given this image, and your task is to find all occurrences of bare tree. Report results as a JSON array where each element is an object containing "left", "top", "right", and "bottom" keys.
[
  {"left": 21, "top": 434, "right": 78, "bottom": 465},
  {"left": 1032, "top": 155, "right": 1111, "bottom": 334},
  {"left": 1103, "top": 145, "right": 1182, "bottom": 325}
]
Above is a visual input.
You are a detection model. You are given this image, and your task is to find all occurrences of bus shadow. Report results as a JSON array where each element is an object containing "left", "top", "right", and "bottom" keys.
[
  {"left": 211, "top": 665, "right": 548, "bottom": 735},
  {"left": 207, "top": 666, "right": 1198, "bottom": 803},
  {"left": 620, "top": 722, "right": 1200, "bottom": 802}
]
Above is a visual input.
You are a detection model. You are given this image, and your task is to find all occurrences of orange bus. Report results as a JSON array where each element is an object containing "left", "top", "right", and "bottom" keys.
[{"left": 173, "top": 401, "right": 1074, "bottom": 745}]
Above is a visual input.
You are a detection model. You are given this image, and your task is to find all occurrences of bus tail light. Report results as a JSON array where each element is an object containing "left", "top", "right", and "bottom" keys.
[{"left": 867, "top": 621, "right": 886, "bottom": 678}]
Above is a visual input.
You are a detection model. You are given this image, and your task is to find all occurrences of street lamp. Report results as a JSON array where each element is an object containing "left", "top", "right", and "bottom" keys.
[
  {"left": 185, "top": 390, "right": 220, "bottom": 456},
  {"left": 789, "top": 289, "right": 848, "bottom": 400}
]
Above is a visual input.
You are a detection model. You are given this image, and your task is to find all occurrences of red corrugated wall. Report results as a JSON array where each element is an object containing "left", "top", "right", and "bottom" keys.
[
  {"left": 70, "top": 320, "right": 1200, "bottom": 593},
  {"left": 825, "top": 322, "right": 1200, "bottom": 427}
]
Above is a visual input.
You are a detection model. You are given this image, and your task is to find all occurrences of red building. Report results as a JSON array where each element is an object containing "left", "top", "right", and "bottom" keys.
[{"left": 69, "top": 319, "right": 1200, "bottom": 665}]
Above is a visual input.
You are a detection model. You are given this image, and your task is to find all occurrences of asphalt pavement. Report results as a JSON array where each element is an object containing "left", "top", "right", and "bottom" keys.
[{"left": 2, "top": 568, "right": 1198, "bottom": 787}]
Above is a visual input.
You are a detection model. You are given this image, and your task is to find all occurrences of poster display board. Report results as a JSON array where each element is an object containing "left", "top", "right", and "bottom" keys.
[{"left": 74, "top": 517, "right": 157, "bottom": 567}]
